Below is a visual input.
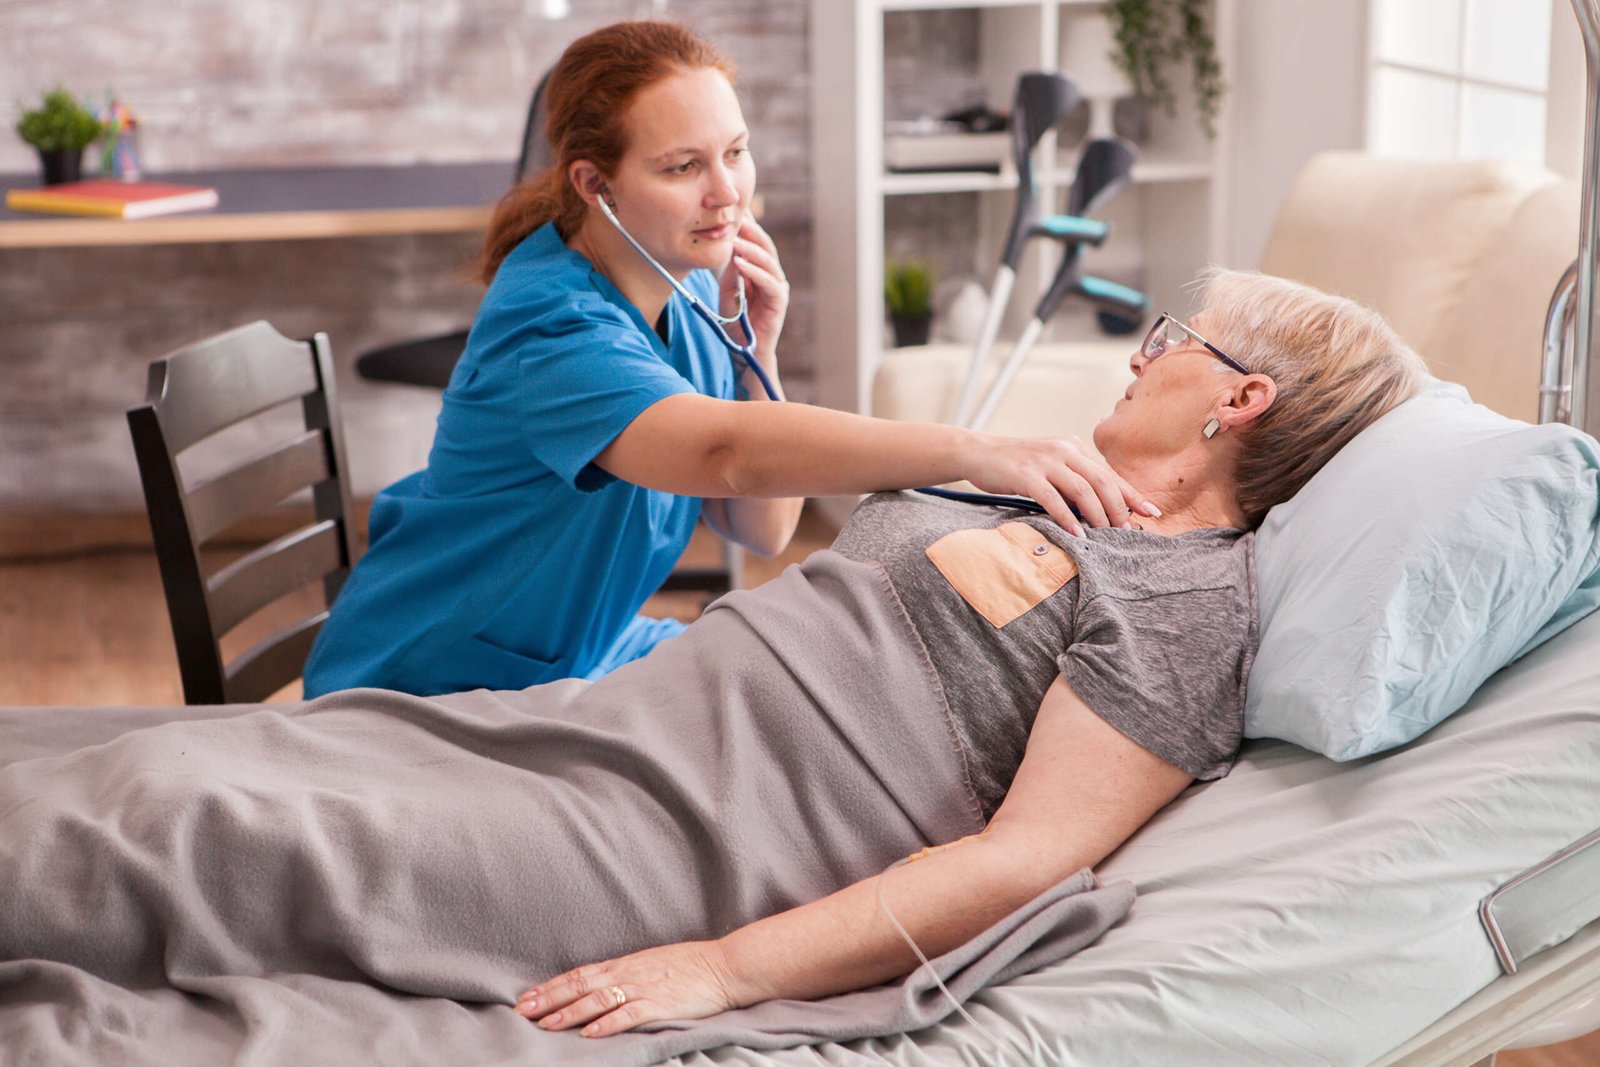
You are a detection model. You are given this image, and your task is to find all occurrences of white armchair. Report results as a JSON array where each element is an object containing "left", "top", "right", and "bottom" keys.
[{"left": 871, "top": 151, "right": 1578, "bottom": 439}]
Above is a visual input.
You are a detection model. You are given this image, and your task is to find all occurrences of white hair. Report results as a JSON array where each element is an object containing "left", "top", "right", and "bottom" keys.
[{"left": 1196, "top": 268, "right": 1429, "bottom": 527}]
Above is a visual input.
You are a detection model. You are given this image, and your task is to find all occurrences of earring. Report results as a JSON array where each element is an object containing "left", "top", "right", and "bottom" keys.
[{"left": 1202, "top": 416, "right": 1221, "bottom": 439}]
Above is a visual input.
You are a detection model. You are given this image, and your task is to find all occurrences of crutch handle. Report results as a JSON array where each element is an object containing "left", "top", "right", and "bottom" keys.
[
  {"left": 1078, "top": 275, "right": 1148, "bottom": 316},
  {"left": 1029, "top": 214, "right": 1111, "bottom": 246}
]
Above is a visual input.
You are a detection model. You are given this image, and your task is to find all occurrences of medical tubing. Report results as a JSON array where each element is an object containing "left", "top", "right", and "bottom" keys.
[
  {"left": 596, "top": 194, "right": 783, "bottom": 402},
  {"left": 691, "top": 298, "right": 780, "bottom": 402},
  {"left": 914, "top": 486, "right": 1047, "bottom": 516},
  {"left": 713, "top": 321, "right": 1064, "bottom": 515},
  {"left": 876, "top": 857, "right": 1026, "bottom": 1066},
  {"left": 597, "top": 196, "right": 747, "bottom": 326}
]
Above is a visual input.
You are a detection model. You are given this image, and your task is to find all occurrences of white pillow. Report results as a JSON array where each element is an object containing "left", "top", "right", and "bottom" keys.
[{"left": 1247, "top": 380, "right": 1600, "bottom": 760}]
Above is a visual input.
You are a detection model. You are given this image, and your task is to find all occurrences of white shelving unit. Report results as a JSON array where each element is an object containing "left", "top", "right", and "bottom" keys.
[{"left": 809, "top": 0, "right": 1235, "bottom": 419}]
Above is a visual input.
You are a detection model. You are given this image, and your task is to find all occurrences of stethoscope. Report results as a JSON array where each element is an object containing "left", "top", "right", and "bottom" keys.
[
  {"left": 597, "top": 193, "right": 782, "bottom": 404},
  {"left": 596, "top": 192, "right": 1059, "bottom": 519}
]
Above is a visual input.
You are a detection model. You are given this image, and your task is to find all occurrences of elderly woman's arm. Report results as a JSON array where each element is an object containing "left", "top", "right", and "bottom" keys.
[{"left": 517, "top": 677, "right": 1193, "bottom": 1036}]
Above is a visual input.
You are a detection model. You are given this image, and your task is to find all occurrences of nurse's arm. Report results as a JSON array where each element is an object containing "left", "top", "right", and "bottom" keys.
[
  {"left": 696, "top": 348, "right": 806, "bottom": 557},
  {"left": 700, "top": 495, "right": 801, "bottom": 558},
  {"left": 591, "top": 392, "right": 1153, "bottom": 538},
  {"left": 518, "top": 677, "right": 1192, "bottom": 1036}
]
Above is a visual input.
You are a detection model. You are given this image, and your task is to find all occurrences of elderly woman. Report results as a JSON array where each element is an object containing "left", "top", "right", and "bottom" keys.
[{"left": 0, "top": 271, "right": 1425, "bottom": 1053}]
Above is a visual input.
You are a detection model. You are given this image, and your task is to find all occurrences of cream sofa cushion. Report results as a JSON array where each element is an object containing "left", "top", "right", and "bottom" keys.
[
  {"left": 1425, "top": 180, "right": 1578, "bottom": 423},
  {"left": 1259, "top": 151, "right": 1557, "bottom": 360},
  {"left": 872, "top": 340, "right": 1133, "bottom": 442}
]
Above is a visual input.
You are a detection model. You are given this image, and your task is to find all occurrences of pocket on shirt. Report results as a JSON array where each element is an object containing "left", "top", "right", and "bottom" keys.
[
  {"left": 924, "top": 521, "right": 1078, "bottom": 628},
  {"left": 431, "top": 633, "right": 563, "bottom": 693}
]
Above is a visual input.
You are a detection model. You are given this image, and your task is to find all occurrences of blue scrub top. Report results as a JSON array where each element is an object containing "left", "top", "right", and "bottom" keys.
[{"left": 302, "top": 222, "right": 736, "bottom": 697}]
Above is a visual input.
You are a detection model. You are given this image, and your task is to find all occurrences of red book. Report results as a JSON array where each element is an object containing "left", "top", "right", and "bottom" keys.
[{"left": 5, "top": 179, "right": 219, "bottom": 219}]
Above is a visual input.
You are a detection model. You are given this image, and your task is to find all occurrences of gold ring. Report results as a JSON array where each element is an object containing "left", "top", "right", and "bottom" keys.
[{"left": 609, "top": 984, "right": 626, "bottom": 1008}]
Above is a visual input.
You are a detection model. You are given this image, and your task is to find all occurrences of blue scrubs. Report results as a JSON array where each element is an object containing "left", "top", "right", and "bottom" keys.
[{"left": 302, "top": 222, "right": 735, "bottom": 697}]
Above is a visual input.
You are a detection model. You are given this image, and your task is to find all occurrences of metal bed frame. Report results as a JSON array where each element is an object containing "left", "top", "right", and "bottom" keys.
[{"left": 1377, "top": 2, "right": 1600, "bottom": 1061}]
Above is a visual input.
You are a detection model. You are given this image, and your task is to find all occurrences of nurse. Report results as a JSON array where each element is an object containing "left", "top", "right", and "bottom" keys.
[{"left": 302, "top": 20, "right": 1158, "bottom": 698}]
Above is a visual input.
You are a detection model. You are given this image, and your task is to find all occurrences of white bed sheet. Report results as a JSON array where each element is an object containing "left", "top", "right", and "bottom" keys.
[{"left": 665, "top": 608, "right": 1600, "bottom": 1067}]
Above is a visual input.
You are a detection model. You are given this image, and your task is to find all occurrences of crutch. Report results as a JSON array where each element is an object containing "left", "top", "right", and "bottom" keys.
[
  {"left": 967, "top": 137, "right": 1149, "bottom": 432},
  {"left": 950, "top": 72, "right": 1085, "bottom": 426}
]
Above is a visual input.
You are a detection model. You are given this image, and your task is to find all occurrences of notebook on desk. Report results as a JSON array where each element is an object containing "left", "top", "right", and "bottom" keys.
[{"left": 5, "top": 179, "right": 219, "bottom": 219}]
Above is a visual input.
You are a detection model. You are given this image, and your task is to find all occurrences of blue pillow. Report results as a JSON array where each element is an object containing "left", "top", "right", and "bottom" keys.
[{"left": 1247, "top": 379, "right": 1600, "bottom": 760}]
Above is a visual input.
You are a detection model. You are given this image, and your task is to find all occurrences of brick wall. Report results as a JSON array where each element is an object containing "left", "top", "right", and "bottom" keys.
[{"left": 0, "top": 1, "right": 978, "bottom": 515}]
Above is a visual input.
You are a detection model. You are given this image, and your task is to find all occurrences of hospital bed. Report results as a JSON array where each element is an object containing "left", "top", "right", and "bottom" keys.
[
  {"left": 657, "top": 604, "right": 1600, "bottom": 1066},
  {"left": 758, "top": 3, "right": 1600, "bottom": 1063},
  {"left": 7, "top": 14, "right": 1600, "bottom": 1067}
]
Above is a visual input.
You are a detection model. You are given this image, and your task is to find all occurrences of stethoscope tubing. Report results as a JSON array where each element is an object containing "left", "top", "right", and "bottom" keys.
[
  {"left": 913, "top": 486, "right": 1049, "bottom": 515},
  {"left": 597, "top": 194, "right": 782, "bottom": 403},
  {"left": 597, "top": 195, "right": 1063, "bottom": 521}
]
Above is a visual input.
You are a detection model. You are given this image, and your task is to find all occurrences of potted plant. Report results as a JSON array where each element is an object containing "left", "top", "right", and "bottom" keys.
[
  {"left": 15, "top": 88, "right": 103, "bottom": 185},
  {"left": 885, "top": 259, "right": 935, "bottom": 348},
  {"left": 1106, "top": 0, "right": 1226, "bottom": 139}
]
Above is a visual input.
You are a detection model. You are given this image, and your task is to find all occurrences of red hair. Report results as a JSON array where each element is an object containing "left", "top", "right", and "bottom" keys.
[{"left": 477, "top": 20, "right": 736, "bottom": 283}]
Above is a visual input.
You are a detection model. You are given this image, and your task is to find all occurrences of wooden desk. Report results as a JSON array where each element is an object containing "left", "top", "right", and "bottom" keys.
[{"left": 0, "top": 161, "right": 510, "bottom": 248}]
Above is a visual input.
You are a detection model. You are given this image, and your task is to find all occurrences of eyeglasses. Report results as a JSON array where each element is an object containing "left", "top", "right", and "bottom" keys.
[{"left": 1141, "top": 312, "right": 1252, "bottom": 375}]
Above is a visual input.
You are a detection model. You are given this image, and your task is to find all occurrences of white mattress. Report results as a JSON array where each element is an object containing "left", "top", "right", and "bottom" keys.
[{"left": 670, "top": 608, "right": 1600, "bottom": 1066}]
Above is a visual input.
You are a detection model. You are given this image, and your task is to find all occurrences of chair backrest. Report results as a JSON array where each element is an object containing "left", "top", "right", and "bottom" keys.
[
  {"left": 514, "top": 69, "right": 555, "bottom": 183},
  {"left": 1424, "top": 179, "right": 1578, "bottom": 422},
  {"left": 127, "top": 321, "right": 361, "bottom": 704},
  {"left": 1259, "top": 150, "right": 1556, "bottom": 364}
]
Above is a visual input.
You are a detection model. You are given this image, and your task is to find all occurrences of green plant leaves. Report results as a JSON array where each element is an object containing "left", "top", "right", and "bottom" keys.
[
  {"left": 1106, "top": 0, "right": 1226, "bottom": 138},
  {"left": 15, "top": 89, "right": 103, "bottom": 152},
  {"left": 885, "top": 260, "right": 936, "bottom": 317}
]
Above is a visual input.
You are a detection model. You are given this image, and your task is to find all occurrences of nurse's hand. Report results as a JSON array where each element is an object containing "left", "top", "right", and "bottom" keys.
[
  {"left": 515, "top": 939, "right": 739, "bottom": 1038},
  {"left": 967, "top": 434, "right": 1159, "bottom": 537},
  {"left": 722, "top": 216, "right": 788, "bottom": 369}
]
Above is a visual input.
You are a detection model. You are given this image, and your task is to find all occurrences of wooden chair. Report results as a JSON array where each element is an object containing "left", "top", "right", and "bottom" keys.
[{"left": 127, "top": 321, "right": 362, "bottom": 703}]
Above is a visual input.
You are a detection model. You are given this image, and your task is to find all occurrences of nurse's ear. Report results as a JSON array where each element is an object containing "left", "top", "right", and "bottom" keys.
[{"left": 568, "top": 161, "right": 614, "bottom": 207}]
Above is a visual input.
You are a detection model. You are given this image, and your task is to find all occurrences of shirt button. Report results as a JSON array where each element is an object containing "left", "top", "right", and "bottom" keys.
[{"left": 1033, "top": 544, "right": 1049, "bottom": 555}]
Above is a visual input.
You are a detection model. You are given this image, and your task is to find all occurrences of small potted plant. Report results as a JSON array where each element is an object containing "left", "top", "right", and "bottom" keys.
[
  {"left": 1106, "top": 0, "right": 1226, "bottom": 139},
  {"left": 15, "top": 88, "right": 104, "bottom": 185},
  {"left": 885, "top": 259, "right": 936, "bottom": 348}
]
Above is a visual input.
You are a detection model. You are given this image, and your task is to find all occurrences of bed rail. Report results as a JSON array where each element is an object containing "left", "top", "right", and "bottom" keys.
[
  {"left": 1541, "top": 262, "right": 1577, "bottom": 425},
  {"left": 1480, "top": 828, "right": 1600, "bottom": 975},
  {"left": 1556, "top": 0, "right": 1600, "bottom": 434}
]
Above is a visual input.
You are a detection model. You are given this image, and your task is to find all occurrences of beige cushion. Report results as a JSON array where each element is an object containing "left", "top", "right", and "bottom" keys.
[
  {"left": 873, "top": 339, "right": 1133, "bottom": 442},
  {"left": 1259, "top": 151, "right": 1557, "bottom": 359},
  {"left": 1425, "top": 180, "right": 1579, "bottom": 422}
]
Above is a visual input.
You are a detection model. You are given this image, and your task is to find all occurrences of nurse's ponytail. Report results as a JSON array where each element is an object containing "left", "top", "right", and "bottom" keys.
[{"left": 479, "top": 21, "right": 736, "bottom": 284}]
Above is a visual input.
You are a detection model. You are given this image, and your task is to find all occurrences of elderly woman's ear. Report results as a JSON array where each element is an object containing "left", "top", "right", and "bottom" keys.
[{"left": 1211, "top": 374, "right": 1277, "bottom": 436}]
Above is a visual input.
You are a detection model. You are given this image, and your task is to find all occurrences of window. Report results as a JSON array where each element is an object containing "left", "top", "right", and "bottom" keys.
[{"left": 1368, "top": 0, "right": 1554, "bottom": 165}]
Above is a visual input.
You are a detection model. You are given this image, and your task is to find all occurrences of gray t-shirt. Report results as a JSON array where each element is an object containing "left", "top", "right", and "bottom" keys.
[{"left": 831, "top": 492, "right": 1258, "bottom": 818}]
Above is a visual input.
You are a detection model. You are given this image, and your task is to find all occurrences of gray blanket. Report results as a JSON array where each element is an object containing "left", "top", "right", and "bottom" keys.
[{"left": 0, "top": 554, "right": 1132, "bottom": 1065}]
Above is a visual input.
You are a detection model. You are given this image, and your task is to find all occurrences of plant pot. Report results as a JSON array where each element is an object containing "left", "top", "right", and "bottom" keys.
[
  {"left": 1111, "top": 96, "right": 1152, "bottom": 146},
  {"left": 890, "top": 312, "right": 932, "bottom": 348},
  {"left": 37, "top": 148, "right": 84, "bottom": 186}
]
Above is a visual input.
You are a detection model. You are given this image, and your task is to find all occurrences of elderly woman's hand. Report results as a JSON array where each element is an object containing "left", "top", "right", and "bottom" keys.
[
  {"left": 968, "top": 434, "right": 1158, "bottom": 536},
  {"left": 721, "top": 216, "right": 789, "bottom": 370},
  {"left": 516, "top": 939, "right": 741, "bottom": 1038}
]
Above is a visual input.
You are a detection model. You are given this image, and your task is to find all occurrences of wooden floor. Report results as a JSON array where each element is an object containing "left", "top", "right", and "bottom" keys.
[
  {"left": 0, "top": 507, "right": 837, "bottom": 707},
  {"left": 0, "top": 508, "right": 1594, "bottom": 1065}
]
